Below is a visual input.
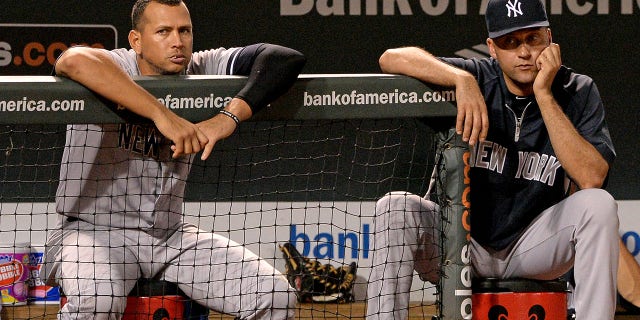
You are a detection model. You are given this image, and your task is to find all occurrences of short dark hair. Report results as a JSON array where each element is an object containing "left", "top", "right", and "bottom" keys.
[{"left": 131, "top": 0, "right": 183, "bottom": 30}]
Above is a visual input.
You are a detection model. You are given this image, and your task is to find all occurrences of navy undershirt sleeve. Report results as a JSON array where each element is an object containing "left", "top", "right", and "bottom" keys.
[{"left": 228, "top": 43, "right": 306, "bottom": 114}]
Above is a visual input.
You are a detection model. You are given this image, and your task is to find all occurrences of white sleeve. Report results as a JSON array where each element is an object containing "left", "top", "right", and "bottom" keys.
[
  {"left": 187, "top": 47, "right": 242, "bottom": 75},
  {"left": 105, "top": 48, "right": 140, "bottom": 76}
]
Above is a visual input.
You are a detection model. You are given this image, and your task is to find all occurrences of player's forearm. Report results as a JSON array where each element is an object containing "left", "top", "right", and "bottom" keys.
[
  {"left": 55, "top": 47, "right": 169, "bottom": 123},
  {"left": 536, "top": 93, "right": 609, "bottom": 188},
  {"left": 223, "top": 98, "right": 252, "bottom": 121},
  {"left": 380, "top": 47, "right": 489, "bottom": 145},
  {"left": 379, "top": 47, "right": 473, "bottom": 87},
  {"left": 197, "top": 98, "right": 250, "bottom": 144}
]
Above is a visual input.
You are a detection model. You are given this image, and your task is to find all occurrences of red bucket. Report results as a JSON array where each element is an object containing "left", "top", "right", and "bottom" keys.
[
  {"left": 122, "top": 295, "right": 185, "bottom": 320},
  {"left": 60, "top": 279, "right": 209, "bottom": 320},
  {"left": 472, "top": 278, "right": 567, "bottom": 320},
  {"left": 60, "top": 295, "right": 185, "bottom": 320}
]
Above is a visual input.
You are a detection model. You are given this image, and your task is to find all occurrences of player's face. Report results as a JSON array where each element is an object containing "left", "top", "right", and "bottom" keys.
[
  {"left": 488, "top": 27, "right": 551, "bottom": 93},
  {"left": 129, "top": 2, "right": 193, "bottom": 75}
]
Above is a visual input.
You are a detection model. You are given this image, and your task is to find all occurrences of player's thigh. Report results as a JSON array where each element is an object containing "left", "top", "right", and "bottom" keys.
[
  {"left": 161, "top": 226, "right": 293, "bottom": 311},
  {"left": 162, "top": 224, "right": 283, "bottom": 283},
  {"left": 57, "top": 226, "right": 138, "bottom": 282},
  {"left": 471, "top": 190, "right": 615, "bottom": 279},
  {"left": 511, "top": 189, "right": 617, "bottom": 257},
  {"left": 470, "top": 205, "right": 575, "bottom": 279}
]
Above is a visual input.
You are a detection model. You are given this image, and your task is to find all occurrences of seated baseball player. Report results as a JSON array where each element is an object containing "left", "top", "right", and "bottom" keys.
[
  {"left": 366, "top": 0, "right": 618, "bottom": 319},
  {"left": 42, "top": 0, "right": 305, "bottom": 319}
]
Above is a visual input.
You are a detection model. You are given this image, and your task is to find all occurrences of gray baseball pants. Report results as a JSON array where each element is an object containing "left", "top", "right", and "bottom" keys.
[
  {"left": 366, "top": 188, "right": 619, "bottom": 320},
  {"left": 46, "top": 221, "right": 296, "bottom": 320}
]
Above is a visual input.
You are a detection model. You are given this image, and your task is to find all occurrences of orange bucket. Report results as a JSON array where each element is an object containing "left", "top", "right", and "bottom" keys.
[
  {"left": 60, "top": 279, "right": 209, "bottom": 320},
  {"left": 472, "top": 278, "right": 567, "bottom": 320}
]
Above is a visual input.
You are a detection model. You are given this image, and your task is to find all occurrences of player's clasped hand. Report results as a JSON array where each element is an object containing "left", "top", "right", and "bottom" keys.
[
  {"left": 196, "top": 115, "right": 237, "bottom": 161},
  {"left": 154, "top": 111, "right": 209, "bottom": 159},
  {"left": 169, "top": 129, "right": 209, "bottom": 159}
]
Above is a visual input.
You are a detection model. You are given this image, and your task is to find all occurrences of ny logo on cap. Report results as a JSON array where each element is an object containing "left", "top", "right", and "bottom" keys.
[{"left": 506, "top": 0, "right": 524, "bottom": 17}]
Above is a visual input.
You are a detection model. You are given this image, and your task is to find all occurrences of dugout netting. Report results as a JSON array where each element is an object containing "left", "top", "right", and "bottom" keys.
[{"left": 0, "top": 75, "right": 469, "bottom": 319}]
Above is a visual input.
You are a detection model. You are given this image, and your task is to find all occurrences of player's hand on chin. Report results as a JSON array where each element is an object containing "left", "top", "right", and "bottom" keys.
[{"left": 533, "top": 43, "right": 561, "bottom": 95}]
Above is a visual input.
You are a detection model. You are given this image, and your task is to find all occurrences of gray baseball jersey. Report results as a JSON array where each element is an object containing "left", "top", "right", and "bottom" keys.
[
  {"left": 55, "top": 47, "right": 242, "bottom": 234},
  {"left": 45, "top": 46, "right": 300, "bottom": 320}
]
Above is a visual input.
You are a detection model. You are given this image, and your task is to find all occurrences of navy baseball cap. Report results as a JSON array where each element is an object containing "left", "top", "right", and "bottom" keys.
[{"left": 486, "top": 0, "right": 549, "bottom": 38}]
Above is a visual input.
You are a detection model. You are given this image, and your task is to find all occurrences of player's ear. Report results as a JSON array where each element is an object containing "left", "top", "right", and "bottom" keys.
[
  {"left": 486, "top": 38, "right": 498, "bottom": 59},
  {"left": 546, "top": 28, "right": 553, "bottom": 45},
  {"left": 129, "top": 30, "right": 142, "bottom": 54}
]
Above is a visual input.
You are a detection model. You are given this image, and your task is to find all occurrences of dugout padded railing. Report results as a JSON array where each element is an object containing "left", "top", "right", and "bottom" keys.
[
  {"left": 0, "top": 74, "right": 456, "bottom": 123},
  {"left": 0, "top": 74, "right": 470, "bottom": 319}
]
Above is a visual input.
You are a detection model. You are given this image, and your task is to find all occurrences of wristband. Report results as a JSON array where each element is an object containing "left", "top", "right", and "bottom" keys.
[{"left": 218, "top": 109, "right": 240, "bottom": 125}]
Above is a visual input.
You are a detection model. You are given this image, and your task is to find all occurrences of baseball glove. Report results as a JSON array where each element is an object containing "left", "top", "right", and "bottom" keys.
[{"left": 279, "top": 242, "right": 357, "bottom": 303}]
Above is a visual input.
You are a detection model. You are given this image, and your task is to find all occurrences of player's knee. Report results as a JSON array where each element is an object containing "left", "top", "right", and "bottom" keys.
[
  {"left": 273, "top": 278, "right": 298, "bottom": 310},
  {"left": 574, "top": 188, "right": 618, "bottom": 230},
  {"left": 376, "top": 192, "right": 406, "bottom": 214},
  {"left": 249, "top": 280, "right": 297, "bottom": 320},
  {"left": 61, "top": 281, "right": 127, "bottom": 320},
  {"left": 376, "top": 191, "right": 421, "bottom": 214},
  {"left": 279, "top": 290, "right": 298, "bottom": 319},
  {"left": 375, "top": 192, "right": 435, "bottom": 225},
  {"left": 61, "top": 294, "right": 127, "bottom": 320},
  {"left": 94, "top": 293, "right": 127, "bottom": 317}
]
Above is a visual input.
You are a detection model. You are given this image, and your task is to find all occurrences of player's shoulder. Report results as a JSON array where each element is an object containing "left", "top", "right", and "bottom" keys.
[
  {"left": 554, "top": 65, "right": 597, "bottom": 95},
  {"left": 192, "top": 47, "right": 237, "bottom": 58},
  {"left": 188, "top": 47, "right": 243, "bottom": 75},
  {"left": 106, "top": 48, "right": 139, "bottom": 76},
  {"left": 551, "top": 66, "right": 601, "bottom": 111},
  {"left": 440, "top": 56, "right": 501, "bottom": 82},
  {"left": 557, "top": 65, "right": 593, "bottom": 81}
]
